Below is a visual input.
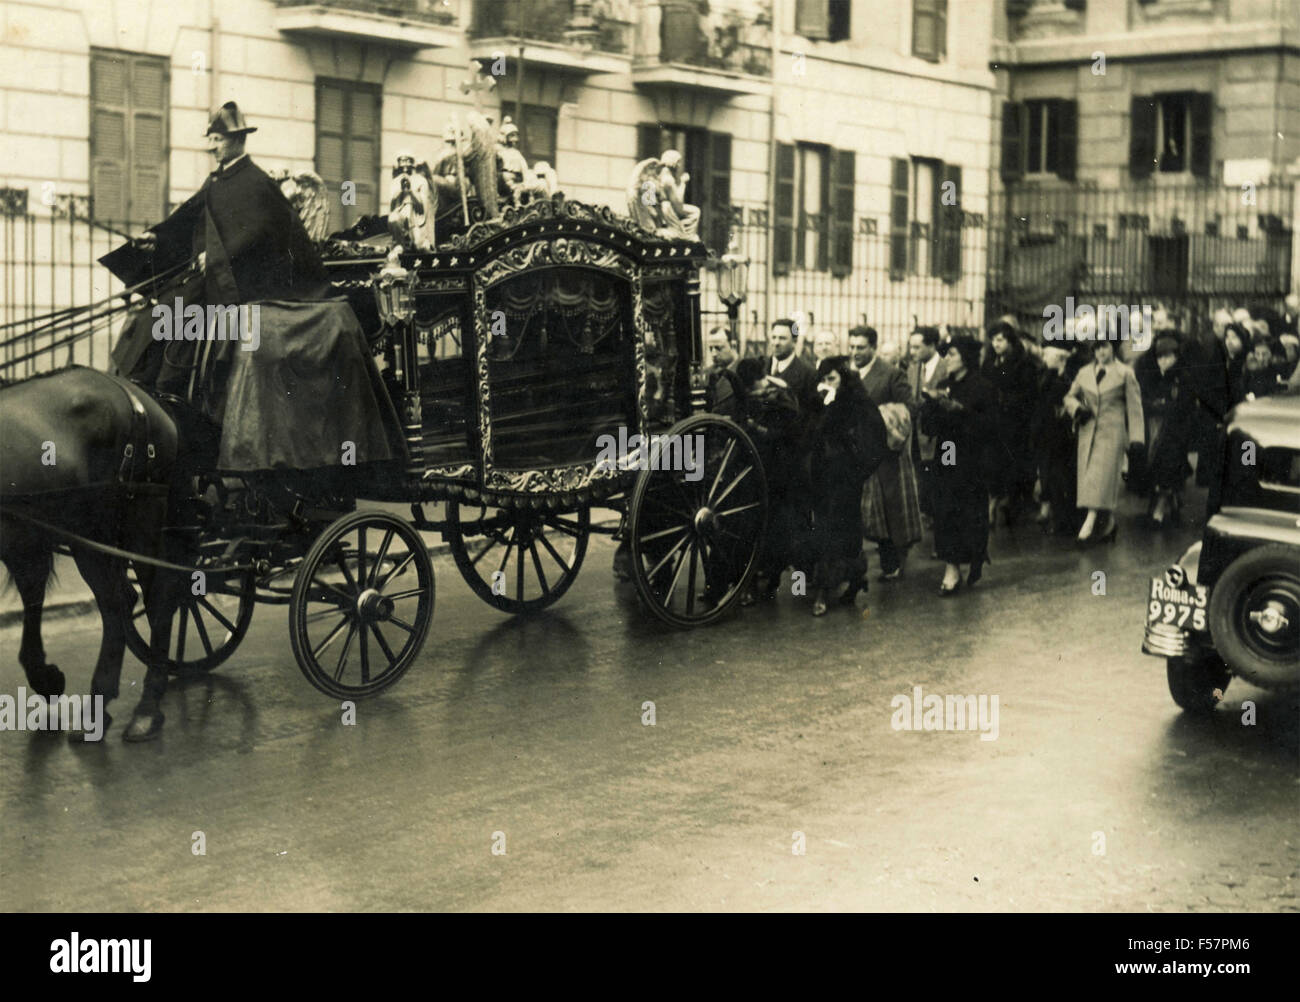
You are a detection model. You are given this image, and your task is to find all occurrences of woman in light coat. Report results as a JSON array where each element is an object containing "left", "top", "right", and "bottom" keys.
[{"left": 1064, "top": 340, "right": 1144, "bottom": 544}]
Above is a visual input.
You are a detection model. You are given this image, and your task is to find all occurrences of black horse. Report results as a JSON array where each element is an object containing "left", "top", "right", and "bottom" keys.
[{"left": 0, "top": 365, "right": 187, "bottom": 741}]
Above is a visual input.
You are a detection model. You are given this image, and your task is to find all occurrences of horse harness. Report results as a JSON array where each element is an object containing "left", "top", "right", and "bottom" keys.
[{"left": 110, "top": 376, "right": 167, "bottom": 499}]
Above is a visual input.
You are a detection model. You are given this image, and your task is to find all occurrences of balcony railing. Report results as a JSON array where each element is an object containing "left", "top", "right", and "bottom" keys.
[
  {"left": 273, "top": 0, "right": 462, "bottom": 47},
  {"left": 469, "top": 0, "right": 631, "bottom": 55},
  {"left": 649, "top": 0, "right": 771, "bottom": 76},
  {"left": 274, "top": 0, "right": 460, "bottom": 24}
]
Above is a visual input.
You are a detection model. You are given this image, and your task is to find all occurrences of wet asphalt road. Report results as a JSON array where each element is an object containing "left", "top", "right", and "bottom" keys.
[{"left": 1, "top": 493, "right": 1296, "bottom": 912}]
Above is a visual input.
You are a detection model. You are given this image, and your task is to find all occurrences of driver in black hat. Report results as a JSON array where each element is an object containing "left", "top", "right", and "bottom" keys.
[{"left": 115, "top": 101, "right": 329, "bottom": 397}]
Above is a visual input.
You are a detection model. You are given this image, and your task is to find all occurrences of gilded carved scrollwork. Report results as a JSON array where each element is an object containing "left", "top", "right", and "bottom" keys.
[{"left": 477, "top": 237, "right": 634, "bottom": 290}]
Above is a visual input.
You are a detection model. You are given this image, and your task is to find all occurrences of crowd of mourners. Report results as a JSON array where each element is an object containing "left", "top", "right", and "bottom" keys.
[{"left": 700, "top": 297, "right": 1300, "bottom": 616}]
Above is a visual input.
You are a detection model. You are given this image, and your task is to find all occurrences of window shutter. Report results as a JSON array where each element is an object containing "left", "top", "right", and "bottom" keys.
[
  {"left": 889, "top": 157, "right": 909, "bottom": 280},
  {"left": 814, "top": 149, "right": 831, "bottom": 271},
  {"left": 773, "top": 143, "right": 795, "bottom": 276},
  {"left": 1129, "top": 96, "right": 1157, "bottom": 180},
  {"left": 913, "top": 0, "right": 945, "bottom": 62},
  {"left": 1189, "top": 91, "right": 1212, "bottom": 179},
  {"left": 316, "top": 82, "right": 346, "bottom": 231},
  {"left": 934, "top": 162, "right": 962, "bottom": 283},
  {"left": 706, "top": 130, "right": 731, "bottom": 254},
  {"left": 796, "top": 0, "right": 829, "bottom": 40},
  {"left": 1000, "top": 101, "right": 1026, "bottom": 183},
  {"left": 128, "top": 55, "right": 167, "bottom": 226},
  {"left": 637, "top": 123, "right": 659, "bottom": 163},
  {"left": 829, "top": 148, "right": 854, "bottom": 278},
  {"left": 90, "top": 52, "right": 130, "bottom": 224},
  {"left": 1056, "top": 99, "right": 1078, "bottom": 181},
  {"left": 316, "top": 81, "right": 380, "bottom": 229},
  {"left": 349, "top": 86, "right": 379, "bottom": 223},
  {"left": 523, "top": 105, "right": 558, "bottom": 167}
]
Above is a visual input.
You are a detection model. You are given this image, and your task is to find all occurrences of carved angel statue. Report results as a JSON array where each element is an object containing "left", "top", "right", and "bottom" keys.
[
  {"left": 626, "top": 149, "right": 700, "bottom": 240},
  {"left": 446, "top": 111, "right": 502, "bottom": 219},
  {"left": 387, "top": 149, "right": 437, "bottom": 251},
  {"left": 496, "top": 116, "right": 558, "bottom": 209},
  {"left": 267, "top": 168, "right": 331, "bottom": 241}
]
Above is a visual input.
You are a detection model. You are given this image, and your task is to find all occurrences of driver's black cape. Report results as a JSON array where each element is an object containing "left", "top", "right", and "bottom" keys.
[{"left": 106, "top": 155, "right": 400, "bottom": 473}]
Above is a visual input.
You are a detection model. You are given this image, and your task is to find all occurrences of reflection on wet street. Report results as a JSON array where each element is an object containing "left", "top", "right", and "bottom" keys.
[{"left": 1, "top": 498, "right": 1296, "bottom": 911}]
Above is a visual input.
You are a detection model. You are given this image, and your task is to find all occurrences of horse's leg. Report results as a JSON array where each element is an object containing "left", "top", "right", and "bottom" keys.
[
  {"left": 1, "top": 521, "right": 65, "bottom": 698},
  {"left": 123, "top": 483, "right": 186, "bottom": 743},
  {"left": 122, "top": 561, "right": 180, "bottom": 742},
  {"left": 64, "top": 546, "right": 133, "bottom": 742}
]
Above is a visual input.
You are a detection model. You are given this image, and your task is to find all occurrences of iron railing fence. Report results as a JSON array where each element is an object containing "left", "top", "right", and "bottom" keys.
[
  {"left": 699, "top": 202, "right": 991, "bottom": 360},
  {"left": 0, "top": 192, "right": 130, "bottom": 378},
  {"left": 986, "top": 180, "right": 1294, "bottom": 342},
  {"left": 2, "top": 181, "right": 1294, "bottom": 379}
]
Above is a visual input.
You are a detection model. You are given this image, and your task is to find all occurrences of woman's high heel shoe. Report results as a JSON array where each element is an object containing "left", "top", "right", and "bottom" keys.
[
  {"left": 938, "top": 575, "right": 963, "bottom": 597},
  {"left": 839, "top": 575, "right": 868, "bottom": 606}
]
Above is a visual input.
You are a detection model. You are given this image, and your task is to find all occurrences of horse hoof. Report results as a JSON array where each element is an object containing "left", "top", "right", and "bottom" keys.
[
  {"left": 32, "top": 665, "right": 66, "bottom": 699},
  {"left": 123, "top": 710, "right": 164, "bottom": 743},
  {"left": 67, "top": 711, "right": 112, "bottom": 744}
]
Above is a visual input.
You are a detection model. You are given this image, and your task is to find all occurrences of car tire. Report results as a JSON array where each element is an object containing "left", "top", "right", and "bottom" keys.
[
  {"left": 1207, "top": 545, "right": 1300, "bottom": 690},
  {"left": 1166, "top": 655, "right": 1231, "bottom": 713}
]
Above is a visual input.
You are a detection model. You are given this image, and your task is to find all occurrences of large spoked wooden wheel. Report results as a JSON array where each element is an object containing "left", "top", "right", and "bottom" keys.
[
  {"left": 125, "top": 564, "right": 256, "bottom": 676},
  {"left": 446, "top": 502, "right": 589, "bottom": 614},
  {"left": 628, "top": 414, "right": 768, "bottom": 627},
  {"left": 289, "top": 510, "right": 435, "bottom": 700}
]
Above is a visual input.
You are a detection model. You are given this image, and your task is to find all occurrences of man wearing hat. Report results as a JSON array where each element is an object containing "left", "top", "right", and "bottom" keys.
[{"left": 114, "top": 101, "right": 329, "bottom": 394}]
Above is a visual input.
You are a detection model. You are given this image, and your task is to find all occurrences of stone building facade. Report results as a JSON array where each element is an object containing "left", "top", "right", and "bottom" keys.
[
  {"left": 0, "top": 0, "right": 997, "bottom": 360},
  {"left": 990, "top": 0, "right": 1300, "bottom": 327}
]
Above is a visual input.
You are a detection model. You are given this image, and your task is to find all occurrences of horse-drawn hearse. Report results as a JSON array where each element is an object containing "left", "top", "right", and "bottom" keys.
[{"left": 0, "top": 177, "right": 768, "bottom": 740}]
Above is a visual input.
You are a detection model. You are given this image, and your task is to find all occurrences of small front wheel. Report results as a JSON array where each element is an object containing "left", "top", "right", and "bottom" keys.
[{"left": 290, "top": 510, "right": 435, "bottom": 700}]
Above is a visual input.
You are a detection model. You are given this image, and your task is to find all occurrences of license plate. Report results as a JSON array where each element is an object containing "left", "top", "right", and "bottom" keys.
[{"left": 1146, "top": 577, "right": 1209, "bottom": 633}]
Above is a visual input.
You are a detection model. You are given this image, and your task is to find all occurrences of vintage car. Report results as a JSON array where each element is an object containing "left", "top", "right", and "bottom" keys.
[{"left": 1142, "top": 393, "right": 1300, "bottom": 711}]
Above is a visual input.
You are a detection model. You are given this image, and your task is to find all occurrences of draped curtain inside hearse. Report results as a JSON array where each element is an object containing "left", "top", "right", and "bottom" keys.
[{"left": 484, "top": 266, "right": 640, "bottom": 469}]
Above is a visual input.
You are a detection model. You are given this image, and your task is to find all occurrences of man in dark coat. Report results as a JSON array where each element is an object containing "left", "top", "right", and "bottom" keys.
[
  {"left": 110, "top": 102, "right": 397, "bottom": 488},
  {"left": 113, "top": 101, "right": 329, "bottom": 397},
  {"left": 849, "top": 325, "right": 921, "bottom": 580},
  {"left": 766, "top": 318, "right": 820, "bottom": 417}
]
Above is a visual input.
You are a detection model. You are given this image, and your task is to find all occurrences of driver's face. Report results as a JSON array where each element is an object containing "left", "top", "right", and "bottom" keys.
[{"left": 207, "top": 132, "right": 244, "bottom": 165}]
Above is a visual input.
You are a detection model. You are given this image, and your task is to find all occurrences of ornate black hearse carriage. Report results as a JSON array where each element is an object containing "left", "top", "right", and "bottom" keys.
[{"left": 121, "top": 194, "right": 768, "bottom": 700}]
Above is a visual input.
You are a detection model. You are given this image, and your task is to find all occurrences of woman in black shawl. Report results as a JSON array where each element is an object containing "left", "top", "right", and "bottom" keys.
[
  {"left": 1136, "top": 331, "right": 1195, "bottom": 527},
  {"left": 920, "top": 336, "right": 996, "bottom": 595},
  {"left": 807, "top": 356, "right": 889, "bottom": 616},
  {"left": 981, "top": 321, "right": 1038, "bottom": 526}
]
